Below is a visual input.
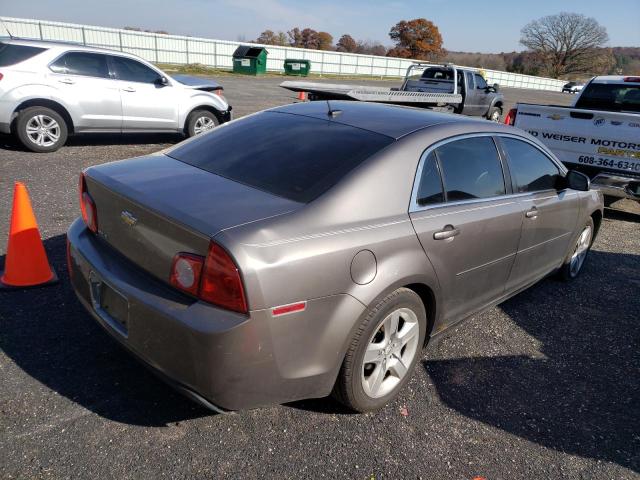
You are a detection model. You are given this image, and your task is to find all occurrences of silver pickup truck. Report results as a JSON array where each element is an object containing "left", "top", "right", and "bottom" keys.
[
  {"left": 506, "top": 75, "right": 640, "bottom": 204},
  {"left": 281, "top": 63, "right": 505, "bottom": 121}
]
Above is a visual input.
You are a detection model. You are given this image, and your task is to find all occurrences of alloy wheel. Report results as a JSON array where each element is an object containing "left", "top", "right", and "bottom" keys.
[
  {"left": 193, "top": 116, "right": 216, "bottom": 135},
  {"left": 361, "top": 307, "right": 420, "bottom": 399},
  {"left": 569, "top": 225, "right": 592, "bottom": 277},
  {"left": 25, "top": 114, "right": 60, "bottom": 147}
]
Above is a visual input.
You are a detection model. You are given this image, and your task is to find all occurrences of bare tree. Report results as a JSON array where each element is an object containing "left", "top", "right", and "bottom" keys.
[{"left": 520, "top": 12, "right": 609, "bottom": 78}]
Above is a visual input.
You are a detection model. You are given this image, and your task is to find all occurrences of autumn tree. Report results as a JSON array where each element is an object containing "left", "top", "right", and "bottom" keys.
[
  {"left": 357, "top": 41, "right": 387, "bottom": 56},
  {"left": 336, "top": 34, "right": 358, "bottom": 53},
  {"left": 520, "top": 12, "right": 609, "bottom": 78},
  {"left": 387, "top": 18, "right": 445, "bottom": 61},
  {"left": 255, "top": 30, "right": 288, "bottom": 46},
  {"left": 287, "top": 28, "right": 304, "bottom": 47},
  {"left": 317, "top": 32, "right": 334, "bottom": 50}
]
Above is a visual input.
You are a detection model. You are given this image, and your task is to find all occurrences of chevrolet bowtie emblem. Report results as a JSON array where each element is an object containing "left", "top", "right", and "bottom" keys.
[{"left": 120, "top": 210, "right": 138, "bottom": 227}]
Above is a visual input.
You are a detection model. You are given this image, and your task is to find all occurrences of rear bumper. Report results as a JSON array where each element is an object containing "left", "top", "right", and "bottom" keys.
[{"left": 67, "top": 218, "right": 363, "bottom": 410}]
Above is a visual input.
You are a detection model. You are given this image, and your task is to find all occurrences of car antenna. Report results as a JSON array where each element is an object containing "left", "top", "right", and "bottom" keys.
[
  {"left": 326, "top": 100, "right": 342, "bottom": 118},
  {"left": 1, "top": 19, "right": 15, "bottom": 39}
]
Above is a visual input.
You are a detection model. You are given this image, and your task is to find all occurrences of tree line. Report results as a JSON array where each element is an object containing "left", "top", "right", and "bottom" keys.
[{"left": 250, "top": 13, "right": 638, "bottom": 79}]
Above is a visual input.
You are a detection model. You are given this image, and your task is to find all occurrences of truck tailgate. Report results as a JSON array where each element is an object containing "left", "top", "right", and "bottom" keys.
[{"left": 512, "top": 104, "right": 640, "bottom": 176}]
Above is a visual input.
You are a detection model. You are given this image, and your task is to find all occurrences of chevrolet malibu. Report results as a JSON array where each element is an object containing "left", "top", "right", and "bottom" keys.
[{"left": 67, "top": 101, "right": 603, "bottom": 412}]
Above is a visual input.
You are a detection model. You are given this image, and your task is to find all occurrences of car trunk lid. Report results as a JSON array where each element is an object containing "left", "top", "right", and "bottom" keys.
[{"left": 84, "top": 153, "right": 300, "bottom": 282}]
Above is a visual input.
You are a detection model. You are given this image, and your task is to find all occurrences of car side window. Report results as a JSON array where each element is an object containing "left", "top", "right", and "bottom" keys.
[
  {"left": 474, "top": 74, "right": 487, "bottom": 89},
  {"left": 436, "top": 136, "right": 505, "bottom": 201},
  {"left": 416, "top": 152, "right": 444, "bottom": 206},
  {"left": 464, "top": 71, "right": 474, "bottom": 90},
  {"left": 111, "top": 56, "right": 161, "bottom": 84},
  {"left": 49, "top": 52, "right": 110, "bottom": 78},
  {"left": 501, "top": 137, "right": 561, "bottom": 193}
]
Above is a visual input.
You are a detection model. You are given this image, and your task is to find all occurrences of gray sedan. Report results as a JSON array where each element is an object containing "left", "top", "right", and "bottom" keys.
[{"left": 67, "top": 101, "right": 603, "bottom": 412}]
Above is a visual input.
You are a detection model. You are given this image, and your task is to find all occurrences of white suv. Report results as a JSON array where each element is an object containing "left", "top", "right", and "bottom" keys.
[{"left": 0, "top": 39, "right": 232, "bottom": 152}]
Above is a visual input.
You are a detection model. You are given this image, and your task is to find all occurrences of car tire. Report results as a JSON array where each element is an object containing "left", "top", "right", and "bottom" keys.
[
  {"left": 487, "top": 106, "right": 502, "bottom": 122},
  {"left": 16, "top": 106, "right": 68, "bottom": 153},
  {"left": 186, "top": 109, "right": 219, "bottom": 137},
  {"left": 332, "top": 288, "right": 427, "bottom": 412},
  {"left": 559, "top": 217, "right": 594, "bottom": 281}
]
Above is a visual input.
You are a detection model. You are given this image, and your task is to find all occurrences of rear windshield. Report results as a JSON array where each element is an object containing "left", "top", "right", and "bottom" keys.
[
  {"left": 167, "top": 112, "right": 394, "bottom": 203},
  {"left": 0, "top": 43, "right": 46, "bottom": 66},
  {"left": 575, "top": 83, "right": 640, "bottom": 112}
]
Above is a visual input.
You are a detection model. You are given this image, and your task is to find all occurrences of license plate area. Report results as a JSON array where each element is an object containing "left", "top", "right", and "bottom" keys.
[{"left": 89, "top": 271, "right": 129, "bottom": 337}]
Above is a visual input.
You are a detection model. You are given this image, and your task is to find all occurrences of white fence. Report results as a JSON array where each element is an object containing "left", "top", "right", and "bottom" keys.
[{"left": 0, "top": 16, "right": 566, "bottom": 91}]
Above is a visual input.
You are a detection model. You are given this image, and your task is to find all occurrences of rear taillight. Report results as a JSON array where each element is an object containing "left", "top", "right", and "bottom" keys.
[
  {"left": 200, "top": 242, "right": 248, "bottom": 313},
  {"left": 79, "top": 173, "right": 98, "bottom": 233},
  {"left": 215, "top": 88, "right": 223, "bottom": 96},
  {"left": 504, "top": 107, "right": 517, "bottom": 126},
  {"left": 0, "top": 72, "right": 4, "bottom": 81},
  {"left": 170, "top": 253, "right": 204, "bottom": 296},
  {"left": 169, "top": 241, "right": 248, "bottom": 314},
  {"left": 623, "top": 76, "right": 640, "bottom": 83}
]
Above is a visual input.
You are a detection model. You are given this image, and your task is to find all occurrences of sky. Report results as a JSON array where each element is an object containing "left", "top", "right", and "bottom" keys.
[{"left": 2, "top": 0, "right": 639, "bottom": 53}]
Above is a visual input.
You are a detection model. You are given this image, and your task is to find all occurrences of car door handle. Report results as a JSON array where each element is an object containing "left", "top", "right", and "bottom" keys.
[
  {"left": 525, "top": 207, "right": 539, "bottom": 219},
  {"left": 122, "top": 86, "right": 136, "bottom": 92},
  {"left": 58, "top": 78, "right": 75, "bottom": 85},
  {"left": 433, "top": 225, "right": 460, "bottom": 240}
]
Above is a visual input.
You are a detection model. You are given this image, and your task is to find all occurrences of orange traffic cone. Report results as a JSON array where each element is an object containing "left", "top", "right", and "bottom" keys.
[
  {"left": 1, "top": 182, "right": 57, "bottom": 289},
  {"left": 297, "top": 91, "right": 307, "bottom": 101}
]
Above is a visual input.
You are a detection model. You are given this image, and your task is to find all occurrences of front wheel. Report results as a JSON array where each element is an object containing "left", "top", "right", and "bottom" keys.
[
  {"left": 16, "top": 106, "right": 68, "bottom": 153},
  {"left": 559, "top": 217, "right": 594, "bottom": 280},
  {"left": 487, "top": 106, "right": 502, "bottom": 122},
  {"left": 332, "top": 288, "right": 427, "bottom": 412},
  {"left": 186, "top": 110, "right": 219, "bottom": 137}
]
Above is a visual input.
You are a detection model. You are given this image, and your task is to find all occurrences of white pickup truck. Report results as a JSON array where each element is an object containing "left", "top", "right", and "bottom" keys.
[{"left": 506, "top": 75, "right": 640, "bottom": 204}]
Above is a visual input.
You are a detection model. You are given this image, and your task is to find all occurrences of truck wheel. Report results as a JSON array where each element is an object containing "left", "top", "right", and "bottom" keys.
[
  {"left": 487, "top": 106, "right": 502, "bottom": 122},
  {"left": 16, "top": 106, "right": 68, "bottom": 153},
  {"left": 186, "top": 110, "right": 219, "bottom": 137},
  {"left": 332, "top": 288, "right": 426, "bottom": 412},
  {"left": 559, "top": 217, "right": 594, "bottom": 281}
]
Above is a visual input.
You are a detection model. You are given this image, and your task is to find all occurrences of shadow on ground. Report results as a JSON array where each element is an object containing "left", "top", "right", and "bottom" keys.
[
  {"left": 0, "top": 132, "right": 183, "bottom": 151},
  {"left": 425, "top": 249, "right": 640, "bottom": 472},
  {"left": 0, "top": 234, "right": 212, "bottom": 427}
]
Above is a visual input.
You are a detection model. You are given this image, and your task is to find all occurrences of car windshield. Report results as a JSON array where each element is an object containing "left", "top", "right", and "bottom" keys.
[
  {"left": 0, "top": 43, "right": 46, "bottom": 66},
  {"left": 575, "top": 83, "right": 640, "bottom": 112},
  {"left": 166, "top": 112, "right": 395, "bottom": 203}
]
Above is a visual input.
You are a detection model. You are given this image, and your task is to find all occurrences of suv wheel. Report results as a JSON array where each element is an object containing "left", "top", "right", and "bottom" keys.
[
  {"left": 559, "top": 217, "right": 594, "bottom": 280},
  {"left": 186, "top": 110, "right": 219, "bottom": 137},
  {"left": 487, "top": 106, "right": 502, "bottom": 122},
  {"left": 16, "top": 106, "right": 68, "bottom": 153},
  {"left": 333, "top": 288, "right": 426, "bottom": 412}
]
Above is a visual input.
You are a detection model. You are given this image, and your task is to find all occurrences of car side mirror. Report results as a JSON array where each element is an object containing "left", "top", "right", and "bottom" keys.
[
  {"left": 565, "top": 170, "right": 590, "bottom": 191},
  {"left": 156, "top": 76, "right": 169, "bottom": 86},
  {"left": 492, "top": 83, "right": 499, "bottom": 92}
]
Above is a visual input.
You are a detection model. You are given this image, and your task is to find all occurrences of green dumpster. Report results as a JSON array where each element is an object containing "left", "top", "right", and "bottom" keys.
[
  {"left": 232, "top": 46, "right": 268, "bottom": 75},
  {"left": 284, "top": 59, "right": 311, "bottom": 76}
]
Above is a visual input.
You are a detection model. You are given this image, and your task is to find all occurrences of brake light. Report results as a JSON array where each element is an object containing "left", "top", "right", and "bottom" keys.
[
  {"left": 200, "top": 242, "right": 248, "bottom": 313},
  {"left": 170, "top": 253, "right": 204, "bottom": 296},
  {"left": 79, "top": 173, "right": 98, "bottom": 233},
  {"left": 504, "top": 107, "right": 517, "bottom": 126},
  {"left": 215, "top": 88, "right": 223, "bottom": 96},
  {"left": 623, "top": 76, "right": 640, "bottom": 83},
  {"left": 0, "top": 73, "right": 4, "bottom": 81},
  {"left": 169, "top": 241, "right": 248, "bottom": 313}
]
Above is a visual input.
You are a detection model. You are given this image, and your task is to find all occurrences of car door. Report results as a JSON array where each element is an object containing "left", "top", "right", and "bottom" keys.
[
  {"left": 499, "top": 136, "right": 581, "bottom": 291},
  {"left": 48, "top": 51, "right": 122, "bottom": 130},
  {"left": 460, "top": 71, "right": 478, "bottom": 115},
  {"left": 409, "top": 135, "right": 523, "bottom": 325},
  {"left": 109, "top": 55, "right": 179, "bottom": 131},
  {"left": 473, "top": 73, "right": 492, "bottom": 116}
]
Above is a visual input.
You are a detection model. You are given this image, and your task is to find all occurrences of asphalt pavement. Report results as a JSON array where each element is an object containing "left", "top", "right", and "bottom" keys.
[{"left": 0, "top": 76, "right": 639, "bottom": 479}]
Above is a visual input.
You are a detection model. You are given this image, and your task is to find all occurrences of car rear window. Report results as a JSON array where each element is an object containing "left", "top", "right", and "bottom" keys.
[
  {"left": 575, "top": 83, "right": 640, "bottom": 112},
  {"left": 0, "top": 43, "right": 46, "bottom": 66},
  {"left": 167, "top": 112, "right": 394, "bottom": 203}
]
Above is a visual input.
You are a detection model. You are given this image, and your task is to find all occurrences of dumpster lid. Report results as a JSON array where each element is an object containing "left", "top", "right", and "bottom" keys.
[
  {"left": 233, "top": 46, "right": 268, "bottom": 58},
  {"left": 285, "top": 59, "right": 309, "bottom": 63}
]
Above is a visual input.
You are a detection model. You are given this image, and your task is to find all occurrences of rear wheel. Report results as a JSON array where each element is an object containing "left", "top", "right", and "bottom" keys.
[
  {"left": 186, "top": 110, "right": 219, "bottom": 137},
  {"left": 487, "top": 106, "right": 502, "bottom": 122},
  {"left": 16, "top": 106, "right": 68, "bottom": 153},
  {"left": 559, "top": 217, "right": 594, "bottom": 280},
  {"left": 333, "top": 288, "right": 426, "bottom": 412}
]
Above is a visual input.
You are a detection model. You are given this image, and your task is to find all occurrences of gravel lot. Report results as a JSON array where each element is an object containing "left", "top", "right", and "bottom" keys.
[{"left": 1, "top": 76, "right": 639, "bottom": 479}]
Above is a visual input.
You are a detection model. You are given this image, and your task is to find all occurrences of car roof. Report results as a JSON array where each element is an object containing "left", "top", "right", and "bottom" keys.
[
  {"left": 270, "top": 101, "right": 487, "bottom": 139},
  {"left": 591, "top": 75, "right": 640, "bottom": 85},
  {"left": 0, "top": 37, "right": 136, "bottom": 56}
]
